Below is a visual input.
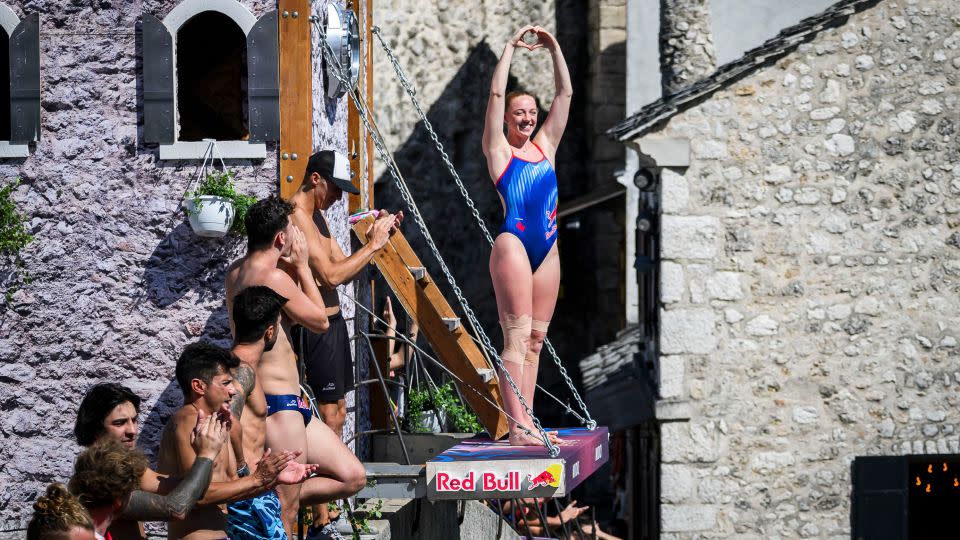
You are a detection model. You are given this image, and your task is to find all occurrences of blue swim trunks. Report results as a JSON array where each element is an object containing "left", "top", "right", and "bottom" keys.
[
  {"left": 264, "top": 393, "right": 312, "bottom": 425},
  {"left": 226, "top": 490, "right": 287, "bottom": 540}
]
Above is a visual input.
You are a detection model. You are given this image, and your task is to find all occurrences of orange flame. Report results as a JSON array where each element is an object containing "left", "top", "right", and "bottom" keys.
[
  {"left": 954, "top": 477, "right": 958, "bottom": 488},
  {"left": 928, "top": 464, "right": 934, "bottom": 474},
  {"left": 926, "top": 484, "right": 931, "bottom": 493},
  {"left": 944, "top": 463, "right": 949, "bottom": 472},
  {"left": 916, "top": 476, "right": 922, "bottom": 486}
]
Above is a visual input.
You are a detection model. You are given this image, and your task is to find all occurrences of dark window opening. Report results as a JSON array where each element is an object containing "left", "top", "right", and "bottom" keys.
[
  {"left": 0, "top": 28, "right": 10, "bottom": 141},
  {"left": 176, "top": 11, "right": 248, "bottom": 141}
]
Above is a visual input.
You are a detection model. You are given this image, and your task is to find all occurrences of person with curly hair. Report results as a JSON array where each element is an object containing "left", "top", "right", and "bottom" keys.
[
  {"left": 26, "top": 483, "right": 95, "bottom": 540},
  {"left": 69, "top": 416, "right": 223, "bottom": 540}
]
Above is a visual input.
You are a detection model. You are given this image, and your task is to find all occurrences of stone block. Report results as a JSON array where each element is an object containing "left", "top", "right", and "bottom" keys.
[
  {"left": 659, "top": 355, "right": 685, "bottom": 399},
  {"left": 661, "top": 465, "right": 695, "bottom": 503},
  {"left": 661, "top": 504, "right": 718, "bottom": 532},
  {"left": 691, "top": 139, "right": 729, "bottom": 160},
  {"left": 661, "top": 421, "right": 722, "bottom": 463},
  {"left": 745, "top": 315, "right": 779, "bottom": 336},
  {"left": 661, "top": 168, "right": 690, "bottom": 214},
  {"left": 661, "top": 261, "right": 685, "bottom": 304},
  {"left": 749, "top": 451, "right": 796, "bottom": 473},
  {"left": 661, "top": 216, "right": 721, "bottom": 260},
  {"left": 705, "top": 272, "right": 744, "bottom": 301},
  {"left": 661, "top": 308, "right": 719, "bottom": 354}
]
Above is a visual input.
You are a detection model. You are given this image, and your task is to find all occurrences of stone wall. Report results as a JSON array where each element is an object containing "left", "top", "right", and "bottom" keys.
[
  {"left": 642, "top": 0, "right": 960, "bottom": 537},
  {"left": 0, "top": 0, "right": 348, "bottom": 528}
]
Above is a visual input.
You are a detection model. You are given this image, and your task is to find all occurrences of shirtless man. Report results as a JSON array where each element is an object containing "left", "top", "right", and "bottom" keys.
[
  {"left": 224, "top": 196, "right": 366, "bottom": 535},
  {"left": 157, "top": 342, "right": 317, "bottom": 540},
  {"left": 74, "top": 383, "right": 263, "bottom": 540},
  {"left": 225, "top": 285, "right": 292, "bottom": 539},
  {"left": 288, "top": 150, "right": 399, "bottom": 533}
]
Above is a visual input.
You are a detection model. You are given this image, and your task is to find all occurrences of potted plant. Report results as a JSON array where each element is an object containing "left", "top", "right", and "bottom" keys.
[
  {"left": 405, "top": 382, "right": 482, "bottom": 434},
  {"left": 184, "top": 169, "right": 256, "bottom": 238}
]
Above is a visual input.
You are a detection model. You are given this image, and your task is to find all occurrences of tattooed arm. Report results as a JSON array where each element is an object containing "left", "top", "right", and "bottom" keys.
[
  {"left": 229, "top": 362, "right": 256, "bottom": 473},
  {"left": 120, "top": 458, "right": 214, "bottom": 520}
]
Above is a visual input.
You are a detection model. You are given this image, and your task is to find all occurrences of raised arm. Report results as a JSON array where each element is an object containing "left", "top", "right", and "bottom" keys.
[
  {"left": 533, "top": 27, "right": 573, "bottom": 154},
  {"left": 274, "top": 224, "right": 330, "bottom": 333},
  {"left": 228, "top": 362, "right": 256, "bottom": 474},
  {"left": 483, "top": 26, "right": 535, "bottom": 171},
  {"left": 303, "top": 210, "right": 396, "bottom": 288}
]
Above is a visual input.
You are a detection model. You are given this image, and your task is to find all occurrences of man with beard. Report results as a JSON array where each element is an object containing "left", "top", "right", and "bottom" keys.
[
  {"left": 158, "top": 342, "right": 317, "bottom": 540},
  {"left": 226, "top": 285, "right": 294, "bottom": 539}
]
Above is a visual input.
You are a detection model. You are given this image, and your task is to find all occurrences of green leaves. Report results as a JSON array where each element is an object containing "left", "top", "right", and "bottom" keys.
[
  {"left": 185, "top": 169, "right": 257, "bottom": 235},
  {"left": 0, "top": 179, "right": 33, "bottom": 256},
  {"left": 0, "top": 179, "right": 34, "bottom": 303},
  {"left": 406, "top": 382, "right": 482, "bottom": 434}
]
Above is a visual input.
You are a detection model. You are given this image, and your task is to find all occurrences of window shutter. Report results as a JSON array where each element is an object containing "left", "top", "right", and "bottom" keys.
[
  {"left": 851, "top": 456, "right": 907, "bottom": 540},
  {"left": 247, "top": 10, "right": 279, "bottom": 143},
  {"left": 142, "top": 13, "right": 174, "bottom": 144},
  {"left": 9, "top": 13, "right": 40, "bottom": 144}
]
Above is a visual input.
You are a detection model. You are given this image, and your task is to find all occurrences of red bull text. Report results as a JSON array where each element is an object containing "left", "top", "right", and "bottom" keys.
[{"left": 435, "top": 471, "right": 523, "bottom": 492}]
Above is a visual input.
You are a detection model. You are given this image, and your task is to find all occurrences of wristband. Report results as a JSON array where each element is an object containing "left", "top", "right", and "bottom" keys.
[{"left": 237, "top": 463, "right": 250, "bottom": 478}]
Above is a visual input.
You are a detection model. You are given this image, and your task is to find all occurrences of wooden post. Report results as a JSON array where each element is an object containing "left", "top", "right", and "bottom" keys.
[
  {"left": 347, "top": 0, "right": 375, "bottom": 212},
  {"left": 279, "top": 0, "right": 312, "bottom": 199}
]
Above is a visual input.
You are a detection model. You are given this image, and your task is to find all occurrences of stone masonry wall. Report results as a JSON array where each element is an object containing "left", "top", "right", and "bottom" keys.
[
  {"left": 646, "top": 0, "right": 960, "bottom": 537},
  {"left": 0, "top": 0, "right": 347, "bottom": 528}
]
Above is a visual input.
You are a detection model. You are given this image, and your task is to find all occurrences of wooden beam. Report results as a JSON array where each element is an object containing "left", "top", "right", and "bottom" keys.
[
  {"left": 279, "top": 0, "right": 312, "bottom": 199},
  {"left": 353, "top": 217, "right": 509, "bottom": 440},
  {"left": 347, "top": 0, "right": 375, "bottom": 212}
]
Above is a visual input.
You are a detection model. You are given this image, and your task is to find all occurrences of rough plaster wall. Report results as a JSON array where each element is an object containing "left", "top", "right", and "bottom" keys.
[
  {"left": 649, "top": 0, "right": 960, "bottom": 537},
  {"left": 0, "top": 0, "right": 347, "bottom": 528}
]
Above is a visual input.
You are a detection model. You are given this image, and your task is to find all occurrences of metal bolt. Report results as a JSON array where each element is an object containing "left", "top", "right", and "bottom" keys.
[
  {"left": 292, "top": 11, "right": 299, "bottom": 18},
  {"left": 291, "top": 153, "right": 298, "bottom": 160},
  {"left": 282, "top": 10, "right": 289, "bottom": 18},
  {"left": 281, "top": 153, "right": 289, "bottom": 160},
  {"left": 410, "top": 479, "right": 418, "bottom": 486},
  {"left": 286, "top": 175, "right": 294, "bottom": 182}
]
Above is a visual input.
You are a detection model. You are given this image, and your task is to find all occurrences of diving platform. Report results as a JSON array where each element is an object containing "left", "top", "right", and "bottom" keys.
[
  {"left": 425, "top": 427, "right": 609, "bottom": 501},
  {"left": 352, "top": 215, "right": 509, "bottom": 439}
]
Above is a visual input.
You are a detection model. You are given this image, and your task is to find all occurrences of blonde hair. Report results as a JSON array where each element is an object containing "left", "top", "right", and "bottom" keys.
[
  {"left": 69, "top": 438, "right": 148, "bottom": 509},
  {"left": 26, "top": 483, "right": 94, "bottom": 540}
]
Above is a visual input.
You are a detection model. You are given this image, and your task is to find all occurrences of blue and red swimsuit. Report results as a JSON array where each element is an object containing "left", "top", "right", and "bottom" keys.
[{"left": 495, "top": 142, "right": 559, "bottom": 271}]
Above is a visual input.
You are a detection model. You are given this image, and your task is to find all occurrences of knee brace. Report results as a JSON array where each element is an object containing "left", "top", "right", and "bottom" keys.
[
  {"left": 524, "top": 319, "right": 550, "bottom": 366},
  {"left": 500, "top": 314, "right": 532, "bottom": 366}
]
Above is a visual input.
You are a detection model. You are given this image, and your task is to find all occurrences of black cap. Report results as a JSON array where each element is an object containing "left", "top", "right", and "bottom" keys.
[{"left": 305, "top": 150, "right": 360, "bottom": 194}]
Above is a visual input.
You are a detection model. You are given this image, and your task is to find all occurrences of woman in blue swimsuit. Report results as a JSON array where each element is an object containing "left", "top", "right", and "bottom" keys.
[{"left": 483, "top": 25, "right": 572, "bottom": 446}]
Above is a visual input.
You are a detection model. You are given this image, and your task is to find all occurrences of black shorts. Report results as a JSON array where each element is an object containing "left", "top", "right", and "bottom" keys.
[{"left": 294, "top": 312, "right": 353, "bottom": 403}]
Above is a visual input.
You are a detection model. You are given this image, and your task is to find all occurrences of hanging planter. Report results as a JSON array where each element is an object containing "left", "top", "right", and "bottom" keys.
[
  {"left": 184, "top": 194, "right": 235, "bottom": 238},
  {"left": 183, "top": 141, "right": 256, "bottom": 238}
]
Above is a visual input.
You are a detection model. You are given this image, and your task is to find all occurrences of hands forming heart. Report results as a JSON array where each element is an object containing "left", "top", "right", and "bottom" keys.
[{"left": 511, "top": 25, "right": 554, "bottom": 51}]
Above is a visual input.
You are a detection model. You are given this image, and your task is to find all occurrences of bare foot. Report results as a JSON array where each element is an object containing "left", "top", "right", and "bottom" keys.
[{"left": 508, "top": 430, "right": 563, "bottom": 447}]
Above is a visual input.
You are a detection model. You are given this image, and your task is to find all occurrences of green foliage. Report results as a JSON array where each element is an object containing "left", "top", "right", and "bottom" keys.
[
  {"left": 185, "top": 169, "right": 257, "bottom": 235},
  {"left": 0, "top": 179, "right": 34, "bottom": 302},
  {"left": 406, "top": 382, "right": 482, "bottom": 434}
]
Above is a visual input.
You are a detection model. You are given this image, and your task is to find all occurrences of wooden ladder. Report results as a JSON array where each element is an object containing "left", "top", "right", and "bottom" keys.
[{"left": 353, "top": 216, "right": 508, "bottom": 439}]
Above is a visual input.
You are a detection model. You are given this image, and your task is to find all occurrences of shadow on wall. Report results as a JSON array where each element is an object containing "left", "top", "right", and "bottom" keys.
[
  {"left": 141, "top": 222, "right": 240, "bottom": 311},
  {"left": 138, "top": 379, "right": 183, "bottom": 466},
  {"left": 375, "top": 41, "right": 507, "bottom": 336}
]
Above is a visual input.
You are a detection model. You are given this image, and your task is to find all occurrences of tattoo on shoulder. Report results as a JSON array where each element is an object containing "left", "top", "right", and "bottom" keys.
[{"left": 230, "top": 363, "right": 256, "bottom": 418}]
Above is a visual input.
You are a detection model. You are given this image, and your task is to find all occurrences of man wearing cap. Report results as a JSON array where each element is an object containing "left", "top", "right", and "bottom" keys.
[{"left": 289, "top": 150, "right": 400, "bottom": 536}]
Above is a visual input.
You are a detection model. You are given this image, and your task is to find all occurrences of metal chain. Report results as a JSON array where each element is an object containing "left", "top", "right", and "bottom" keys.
[
  {"left": 372, "top": 26, "right": 596, "bottom": 430},
  {"left": 313, "top": 18, "right": 560, "bottom": 457}
]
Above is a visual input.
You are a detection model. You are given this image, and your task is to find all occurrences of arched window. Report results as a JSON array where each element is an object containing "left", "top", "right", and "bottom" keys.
[
  {"left": 142, "top": 0, "right": 279, "bottom": 159},
  {"left": 176, "top": 11, "right": 248, "bottom": 141},
  {"left": 0, "top": 4, "right": 40, "bottom": 157},
  {"left": 0, "top": 27, "right": 10, "bottom": 142}
]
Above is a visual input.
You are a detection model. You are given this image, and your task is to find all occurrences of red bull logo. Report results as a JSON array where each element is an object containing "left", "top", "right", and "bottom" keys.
[
  {"left": 527, "top": 463, "right": 563, "bottom": 489},
  {"left": 435, "top": 471, "right": 522, "bottom": 492}
]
